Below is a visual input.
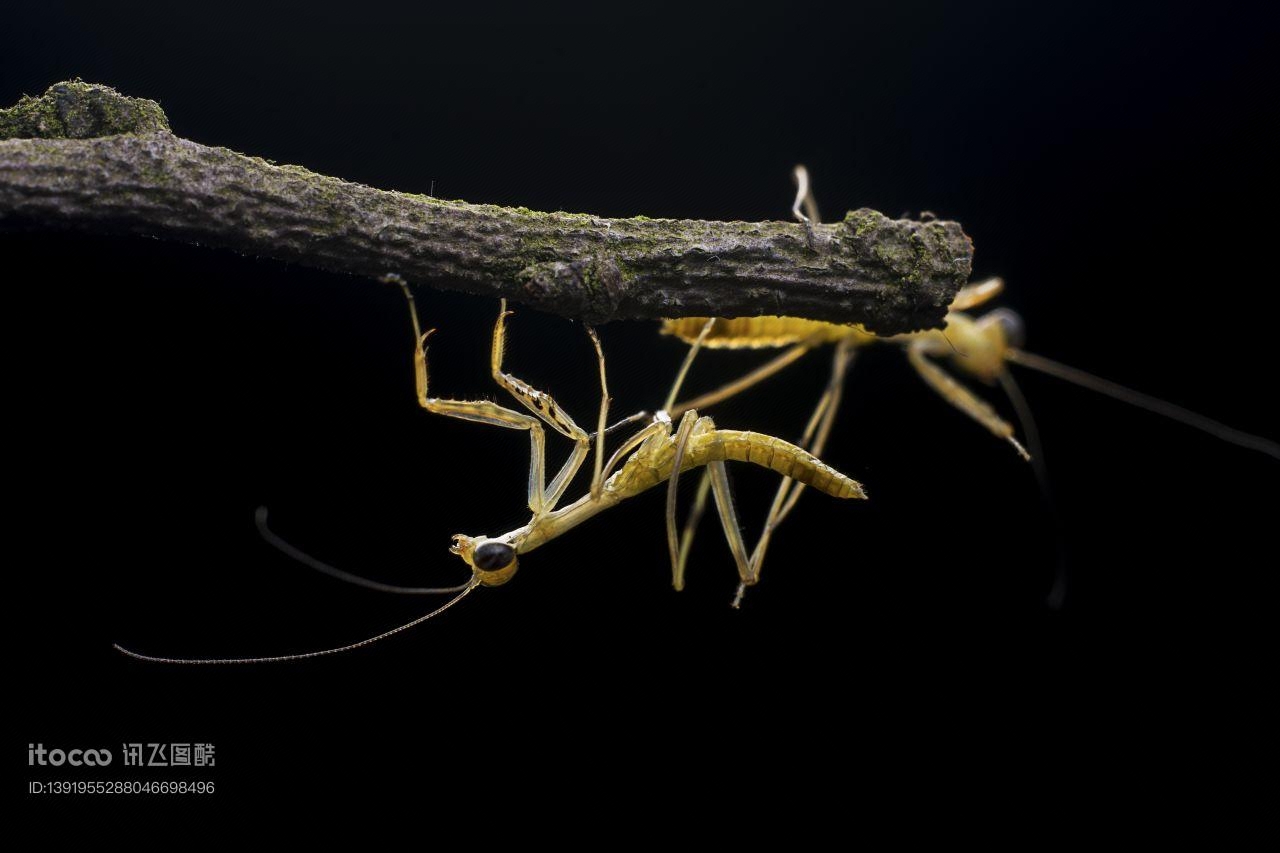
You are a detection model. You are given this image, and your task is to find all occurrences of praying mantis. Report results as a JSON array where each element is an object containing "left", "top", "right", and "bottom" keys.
[
  {"left": 654, "top": 167, "right": 1280, "bottom": 606},
  {"left": 113, "top": 277, "right": 866, "bottom": 663}
]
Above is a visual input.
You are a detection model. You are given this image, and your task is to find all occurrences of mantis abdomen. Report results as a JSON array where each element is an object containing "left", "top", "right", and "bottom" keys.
[{"left": 612, "top": 428, "right": 865, "bottom": 500}]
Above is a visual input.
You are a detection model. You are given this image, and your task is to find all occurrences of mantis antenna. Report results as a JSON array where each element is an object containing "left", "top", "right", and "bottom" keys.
[
  {"left": 112, "top": 577, "right": 480, "bottom": 664},
  {"left": 1006, "top": 349, "right": 1280, "bottom": 461},
  {"left": 111, "top": 507, "right": 482, "bottom": 663},
  {"left": 254, "top": 507, "right": 473, "bottom": 595}
]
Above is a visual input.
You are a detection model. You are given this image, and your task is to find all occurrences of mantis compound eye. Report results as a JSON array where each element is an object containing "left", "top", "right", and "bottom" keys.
[
  {"left": 988, "top": 308, "right": 1026, "bottom": 349},
  {"left": 474, "top": 541, "right": 516, "bottom": 570},
  {"left": 471, "top": 540, "right": 519, "bottom": 586}
]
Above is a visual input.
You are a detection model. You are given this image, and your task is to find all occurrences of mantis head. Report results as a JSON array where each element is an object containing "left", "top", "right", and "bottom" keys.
[
  {"left": 451, "top": 534, "right": 519, "bottom": 587},
  {"left": 948, "top": 308, "right": 1026, "bottom": 382}
]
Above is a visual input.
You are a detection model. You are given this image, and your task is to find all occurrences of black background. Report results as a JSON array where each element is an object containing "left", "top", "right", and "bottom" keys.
[{"left": 10, "top": 1, "right": 1277, "bottom": 808}]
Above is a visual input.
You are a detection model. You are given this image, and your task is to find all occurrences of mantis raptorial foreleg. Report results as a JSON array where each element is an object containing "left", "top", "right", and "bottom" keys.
[
  {"left": 401, "top": 284, "right": 558, "bottom": 515},
  {"left": 491, "top": 300, "right": 600, "bottom": 512}
]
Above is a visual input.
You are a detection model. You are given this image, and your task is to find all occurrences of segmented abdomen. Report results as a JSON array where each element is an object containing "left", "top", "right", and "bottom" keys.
[
  {"left": 697, "top": 431, "right": 865, "bottom": 499},
  {"left": 660, "top": 316, "right": 870, "bottom": 349},
  {"left": 610, "top": 428, "right": 865, "bottom": 500}
]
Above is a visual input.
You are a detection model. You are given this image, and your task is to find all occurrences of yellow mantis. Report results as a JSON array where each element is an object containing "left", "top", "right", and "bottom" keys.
[
  {"left": 113, "top": 280, "right": 866, "bottom": 663},
  {"left": 399, "top": 283, "right": 862, "bottom": 587},
  {"left": 656, "top": 167, "right": 1280, "bottom": 605}
]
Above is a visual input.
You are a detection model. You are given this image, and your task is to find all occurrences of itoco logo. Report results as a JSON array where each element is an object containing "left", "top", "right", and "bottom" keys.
[{"left": 28, "top": 744, "right": 113, "bottom": 766}]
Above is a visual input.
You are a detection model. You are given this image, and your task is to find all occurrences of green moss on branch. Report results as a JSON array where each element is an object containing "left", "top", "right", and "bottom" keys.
[{"left": 0, "top": 81, "right": 170, "bottom": 139}]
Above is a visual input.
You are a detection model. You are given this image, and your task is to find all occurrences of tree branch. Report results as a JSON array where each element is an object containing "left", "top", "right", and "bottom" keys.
[{"left": 0, "top": 81, "right": 972, "bottom": 333}]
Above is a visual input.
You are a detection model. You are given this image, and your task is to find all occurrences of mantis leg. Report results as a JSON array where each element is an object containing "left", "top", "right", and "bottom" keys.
[
  {"left": 707, "top": 458, "right": 756, "bottom": 610},
  {"left": 490, "top": 300, "right": 594, "bottom": 512},
  {"left": 669, "top": 343, "right": 813, "bottom": 418},
  {"left": 586, "top": 327, "right": 610, "bottom": 500},
  {"left": 672, "top": 469, "right": 712, "bottom": 591},
  {"left": 907, "top": 341, "right": 1030, "bottom": 460},
  {"left": 400, "top": 284, "right": 554, "bottom": 515},
  {"left": 679, "top": 414, "right": 756, "bottom": 606},
  {"left": 744, "top": 340, "right": 857, "bottom": 586},
  {"left": 662, "top": 319, "right": 715, "bottom": 413},
  {"left": 665, "top": 411, "right": 700, "bottom": 583},
  {"left": 947, "top": 277, "right": 1005, "bottom": 312},
  {"left": 660, "top": 414, "right": 754, "bottom": 602},
  {"left": 673, "top": 341, "right": 857, "bottom": 594}
]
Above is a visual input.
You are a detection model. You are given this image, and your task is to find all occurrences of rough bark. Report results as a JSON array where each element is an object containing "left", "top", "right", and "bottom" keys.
[{"left": 0, "top": 81, "right": 972, "bottom": 333}]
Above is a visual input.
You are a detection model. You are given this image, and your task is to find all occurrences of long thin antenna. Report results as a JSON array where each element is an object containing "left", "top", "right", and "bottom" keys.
[
  {"left": 256, "top": 507, "right": 473, "bottom": 594},
  {"left": 1007, "top": 349, "right": 1280, "bottom": 461},
  {"left": 113, "top": 577, "right": 480, "bottom": 664}
]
